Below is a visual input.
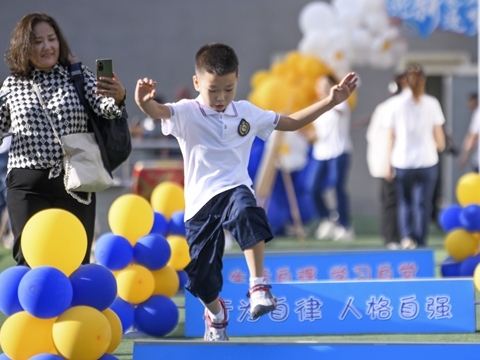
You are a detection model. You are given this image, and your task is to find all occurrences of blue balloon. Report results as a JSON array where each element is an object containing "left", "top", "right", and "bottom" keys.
[
  {"left": 177, "top": 270, "right": 188, "bottom": 291},
  {"left": 30, "top": 354, "right": 65, "bottom": 360},
  {"left": 18, "top": 266, "right": 73, "bottom": 318},
  {"left": 168, "top": 211, "right": 186, "bottom": 236},
  {"left": 460, "top": 204, "right": 480, "bottom": 232},
  {"left": 110, "top": 296, "right": 135, "bottom": 333},
  {"left": 459, "top": 254, "right": 480, "bottom": 277},
  {"left": 440, "top": 256, "right": 461, "bottom": 277},
  {"left": 94, "top": 232, "right": 133, "bottom": 270},
  {"left": 0, "top": 352, "right": 11, "bottom": 359},
  {"left": 0, "top": 265, "right": 29, "bottom": 316},
  {"left": 133, "top": 234, "right": 171, "bottom": 270},
  {"left": 134, "top": 295, "right": 179, "bottom": 337},
  {"left": 150, "top": 211, "right": 169, "bottom": 237},
  {"left": 438, "top": 205, "right": 463, "bottom": 232},
  {"left": 98, "top": 354, "right": 119, "bottom": 360},
  {"left": 69, "top": 263, "right": 117, "bottom": 311}
]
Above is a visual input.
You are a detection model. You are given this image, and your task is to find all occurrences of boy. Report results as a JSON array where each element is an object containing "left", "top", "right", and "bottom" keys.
[{"left": 135, "top": 43, "right": 357, "bottom": 341}]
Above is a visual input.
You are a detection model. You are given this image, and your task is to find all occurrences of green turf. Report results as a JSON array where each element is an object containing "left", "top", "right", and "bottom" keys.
[{"left": 0, "top": 218, "right": 478, "bottom": 359}]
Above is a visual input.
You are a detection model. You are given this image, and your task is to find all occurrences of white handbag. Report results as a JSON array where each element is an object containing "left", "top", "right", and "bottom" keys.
[{"left": 32, "top": 81, "right": 113, "bottom": 204}]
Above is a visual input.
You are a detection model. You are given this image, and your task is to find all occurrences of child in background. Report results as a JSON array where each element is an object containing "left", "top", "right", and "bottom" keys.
[{"left": 135, "top": 43, "right": 357, "bottom": 341}]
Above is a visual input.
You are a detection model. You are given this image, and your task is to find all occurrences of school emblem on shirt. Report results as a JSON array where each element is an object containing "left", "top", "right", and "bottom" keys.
[{"left": 238, "top": 118, "right": 250, "bottom": 136}]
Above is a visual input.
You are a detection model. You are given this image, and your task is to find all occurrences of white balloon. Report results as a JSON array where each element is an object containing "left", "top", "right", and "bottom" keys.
[
  {"left": 364, "top": 10, "right": 390, "bottom": 34},
  {"left": 298, "top": 1, "right": 337, "bottom": 34},
  {"left": 298, "top": 29, "right": 331, "bottom": 58},
  {"left": 277, "top": 131, "right": 310, "bottom": 172}
]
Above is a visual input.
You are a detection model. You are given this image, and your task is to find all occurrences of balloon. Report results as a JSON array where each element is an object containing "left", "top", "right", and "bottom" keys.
[
  {"left": 134, "top": 295, "right": 179, "bottom": 337},
  {"left": 440, "top": 256, "right": 461, "bottom": 277},
  {"left": 134, "top": 234, "right": 171, "bottom": 271},
  {"left": 98, "top": 354, "right": 120, "bottom": 360},
  {"left": 18, "top": 266, "right": 73, "bottom": 319},
  {"left": 70, "top": 264, "right": 117, "bottom": 311},
  {"left": 250, "top": 70, "right": 270, "bottom": 89},
  {"left": 0, "top": 354, "right": 9, "bottom": 360},
  {"left": 177, "top": 270, "right": 188, "bottom": 291},
  {"left": 21, "top": 209, "right": 87, "bottom": 276},
  {"left": 474, "top": 263, "right": 480, "bottom": 291},
  {"left": 102, "top": 308, "right": 122, "bottom": 354},
  {"left": 108, "top": 194, "right": 154, "bottom": 245},
  {"left": 167, "top": 235, "right": 191, "bottom": 271},
  {"left": 0, "top": 265, "right": 29, "bottom": 316},
  {"left": 438, "top": 205, "right": 464, "bottom": 232},
  {"left": 151, "top": 265, "right": 179, "bottom": 298},
  {"left": 249, "top": 76, "right": 294, "bottom": 114},
  {"left": 94, "top": 232, "right": 134, "bottom": 270},
  {"left": 460, "top": 204, "right": 480, "bottom": 232},
  {"left": 116, "top": 264, "right": 155, "bottom": 304},
  {"left": 109, "top": 297, "right": 135, "bottom": 333},
  {"left": 456, "top": 172, "right": 480, "bottom": 206},
  {"left": 53, "top": 306, "right": 111, "bottom": 360},
  {"left": 444, "top": 229, "right": 478, "bottom": 262},
  {"left": 298, "top": 1, "right": 336, "bottom": 34},
  {"left": 150, "top": 181, "right": 185, "bottom": 220},
  {"left": 29, "top": 355, "right": 64, "bottom": 360},
  {"left": 0, "top": 311, "right": 57, "bottom": 360},
  {"left": 168, "top": 211, "right": 186, "bottom": 236},
  {"left": 459, "top": 254, "right": 480, "bottom": 277},
  {"left": 150, "top": 211, "right": 169, "bottom": 237}
]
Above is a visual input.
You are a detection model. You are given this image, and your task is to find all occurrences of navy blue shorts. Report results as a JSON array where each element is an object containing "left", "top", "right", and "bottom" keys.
[{"left": 184, "top": 185, "right": 274, "bottom": 303}]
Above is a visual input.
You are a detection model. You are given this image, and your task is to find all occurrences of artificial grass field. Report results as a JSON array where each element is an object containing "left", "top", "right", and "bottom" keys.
[{"left": 1, "top": 217, "right": 479, "bottom": 359}]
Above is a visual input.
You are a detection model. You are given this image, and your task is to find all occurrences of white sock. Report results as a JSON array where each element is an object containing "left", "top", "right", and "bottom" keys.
[
  {"left": 249, "top": 277, "right": 265, "bottom": 288},
  {"left": 208, "top": 308, "right": 225, "bottom": 323}
]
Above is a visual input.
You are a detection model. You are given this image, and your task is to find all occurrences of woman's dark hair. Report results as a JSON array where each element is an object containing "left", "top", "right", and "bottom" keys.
[
  {"left": 5, "top": 13, "right": 72, "bottom": 78},
  {"left": 195, "top": 43, "right": 239, "bottom": 76}
]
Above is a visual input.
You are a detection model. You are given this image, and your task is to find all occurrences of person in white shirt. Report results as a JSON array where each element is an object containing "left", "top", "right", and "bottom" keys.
[
  {"left": 366, "top": 74, "right": 409, "bottom": 249},
  {"left": 459, "top": 92, "right": 479, "bottom": 172},
  {"left": 309, "top": 74, "right": 354, "bottom": 241},
  {"left": 386, "top": 64, "right": 446, "bottom": 249},
  {"left": 135, "top": 43, "right": 358, "bottom": 341}
]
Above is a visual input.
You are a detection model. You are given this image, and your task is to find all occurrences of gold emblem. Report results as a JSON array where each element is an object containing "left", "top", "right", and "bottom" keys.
[{"left": 238, "top": 118, "right": 250, "bottom": 136}]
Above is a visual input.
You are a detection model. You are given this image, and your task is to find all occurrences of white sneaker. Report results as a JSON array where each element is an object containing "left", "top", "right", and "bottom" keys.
[
  {"left": 315, "top": 219, "right": 335, "bottom": 240},
  {"left": 386, "top": 242, "right": 401, "bottom": 250},
  {"left": 204, "top": 298, "right": 229, "bottom": 341},
  {"left": 401, "top": 237, "right": 417, "bottom": 250},
  {"left": 333, "top": 226, "right": 355, "bottom": 242},
  {"left": 247, "top": 284, "right": 277, "bottom": 319}
]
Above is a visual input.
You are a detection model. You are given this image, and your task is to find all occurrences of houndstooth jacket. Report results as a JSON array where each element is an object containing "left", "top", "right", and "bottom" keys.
[{"left": 0, "top": 63, "right": 124, "bottom": 175}]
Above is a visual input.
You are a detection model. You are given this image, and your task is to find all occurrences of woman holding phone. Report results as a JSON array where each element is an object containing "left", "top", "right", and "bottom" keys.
[{"left": 0, "top": 13, "right": 126, "bottom": 265}]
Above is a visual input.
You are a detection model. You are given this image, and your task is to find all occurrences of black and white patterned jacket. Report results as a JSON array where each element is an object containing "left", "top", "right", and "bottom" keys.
[{"left": 0, "top": 63, "right": 125, "bottom": 174}]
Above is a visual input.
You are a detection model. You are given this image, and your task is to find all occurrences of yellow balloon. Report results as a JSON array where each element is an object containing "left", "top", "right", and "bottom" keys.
[
  {"left": 21, "top": 208, "right": 87, "bottom": 276},
  {"left": 108, "top": 194, "right": 154, "bottom": 245},
  {"left": 250, "top": 76, "right": 294, "bottom": 114},
  {"left": 151, "top": 265, "right": 180, "bottom": 298},
  {"left": 116, "top": 264, "right": 155, "bottom": 304},
  {"left": 250, "top": 70, "right": 270, "bottom": 89},
  {"left": 167, "top": 235, "right": 191, "bottom": 271},
  {"left": 445, "top": 229, "right": 478, "bottom": 261},
  {"left": 456, "top": 172, "right": 480, "bottom": 206},
  {"left": 0, "top": 311, "right": 57, "bottom": 360},
  {"left": 150, "top": 181, "right": 185, "bottom": 220},
  {"left": 53, "top": 306, "right": 111, "bottom": 360},
  {"left": 102, "top": 308, "right": 122, "bottom": 354},
  {"left": 473, "top": 263, "right": 480, "bottom": 291}
]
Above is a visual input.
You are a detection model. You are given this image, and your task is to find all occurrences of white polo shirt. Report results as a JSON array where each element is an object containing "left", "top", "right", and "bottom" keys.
[
  {"left": 162, "top": 96, "right": 280, "bottom": 220},
  {"left": 311, "top": 101, "right": 352, "bottom": 160},
  {"left": 387, "top": 92, "right": 445, "bottom": 169}
]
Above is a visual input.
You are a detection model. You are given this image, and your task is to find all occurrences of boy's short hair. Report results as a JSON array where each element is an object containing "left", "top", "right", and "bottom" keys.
[{"left": 195, "top": 43, "right": 239, "bottom": 76}]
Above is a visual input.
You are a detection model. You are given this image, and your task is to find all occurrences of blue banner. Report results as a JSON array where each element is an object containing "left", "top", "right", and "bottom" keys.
[
  {"left": 134, "top": 341, "right": 480, "bottom": 360},
  {"left": 185, "top": 279, "right": 475, "bottom": 337},
  {"left": 223, "top": 249, "right": 435, "bottom": 285}
]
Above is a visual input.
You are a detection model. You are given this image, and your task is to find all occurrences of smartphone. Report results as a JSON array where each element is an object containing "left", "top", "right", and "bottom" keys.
[
  {"left": 96, "top": 59, "right": 113, "bottom": 90},
  {"left": 0, "top": 132, "right": 13, "bottom": 140}
]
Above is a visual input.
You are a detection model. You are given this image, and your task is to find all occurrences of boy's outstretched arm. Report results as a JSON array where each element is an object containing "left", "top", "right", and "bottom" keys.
[
  {"left": 134, "top": 78, "right": 171, "bottom": 119},
  {"left": 275, "top": 72, "right": 358, "bottom": 131}
]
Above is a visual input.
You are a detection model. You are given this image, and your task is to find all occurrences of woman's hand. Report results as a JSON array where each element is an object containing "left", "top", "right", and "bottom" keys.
[
  {"left": 330, "top": 72, "right": 358, "bottom": 105},
  {"left": 96, "top": 72, "right": 126, "bottom": 106}
]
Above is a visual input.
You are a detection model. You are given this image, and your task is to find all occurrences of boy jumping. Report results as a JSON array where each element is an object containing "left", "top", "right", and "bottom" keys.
[{"left": 135, "top": 43, "right": 357, "bottom": 341}]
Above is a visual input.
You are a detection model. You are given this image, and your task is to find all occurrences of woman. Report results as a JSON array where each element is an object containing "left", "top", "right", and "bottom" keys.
[
  {"left": 0, "top": 13, "right": 126, "bottom": 265},
  {"left": 386, "top": 64, "right": 445, "bottom": 249}
]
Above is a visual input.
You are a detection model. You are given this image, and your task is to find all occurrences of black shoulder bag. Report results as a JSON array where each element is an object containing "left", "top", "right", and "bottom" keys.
[{"left": 69, "top": 62, "right": 132, "bottom": 175}]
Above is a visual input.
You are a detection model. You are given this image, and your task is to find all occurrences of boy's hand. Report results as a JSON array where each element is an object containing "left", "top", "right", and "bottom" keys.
[
  {"left": 135, "top": 78, "right": 157, "bottom": 105},
  {"left": 330, "top": 72, "right": 358, "bottom": 105}
]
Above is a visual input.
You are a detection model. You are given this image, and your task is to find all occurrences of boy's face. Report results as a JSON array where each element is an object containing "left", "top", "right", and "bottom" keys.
[{"left": 193, "top": 71, "right": 238, "bottom": 112}]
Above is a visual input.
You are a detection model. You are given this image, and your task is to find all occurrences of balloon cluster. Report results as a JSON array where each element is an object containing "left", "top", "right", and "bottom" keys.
[
  {"left": 439, "top": 173, "right": 480, "bottom": 278},
  {"left": 248, "top": 51, "right": 357, "bottom": 116},
  {"left": 96, "top": 181, "right": 189, "bottom": 338},
  {"left": 298, "top": 0, "right": 407, "bottom": 77},
  {"left": 0, "top": 209, "right": 121, "bottom": 360}
]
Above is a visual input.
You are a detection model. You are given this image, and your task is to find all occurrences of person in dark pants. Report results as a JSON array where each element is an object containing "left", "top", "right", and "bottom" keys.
[{"left": 0, "top": 13, "right": 126, "bottom": 265}]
